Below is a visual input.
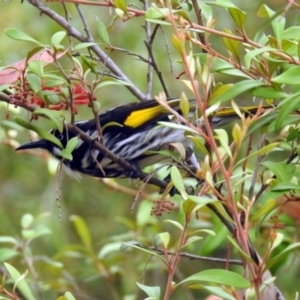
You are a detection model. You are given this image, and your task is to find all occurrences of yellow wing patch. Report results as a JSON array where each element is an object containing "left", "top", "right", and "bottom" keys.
[
  {"left": 124, "top": 99, "right": 182, "bottom": 128},
  {"left": 124, "top": 105, "right": 166, "bottom": 128}
]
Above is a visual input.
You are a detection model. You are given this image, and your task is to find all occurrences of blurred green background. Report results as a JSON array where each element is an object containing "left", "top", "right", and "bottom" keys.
[{"left": 1, "top": 0, "right": 300, "bottom": 299}]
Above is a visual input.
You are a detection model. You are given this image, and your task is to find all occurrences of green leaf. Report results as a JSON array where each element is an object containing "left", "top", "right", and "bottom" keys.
[
  {"left": 171, "top": 166, "right": 187, "bottom": 199},
  {"left": 98, "top": 242, "right": 123, "bottom": 258},
  {"left": 94, "top": 76, "right": 132, "bottom": 91},
  {"left": 182, "top": 199, "right": 198, "bottom": 216},
  {"left": 210, "top": 80, "right": 265, "bottom": 104},
  {"left": 282, "top": 26, "right": 300, "bottom": 39},
  {"left": 70, "top": 215, "right": 93, "bottom": 253},
  {"left": 235, "top": 143, "right": 279, "bottom": 166},
  {"left": 272, "top": 66, "right": 300, "bottom": 85},
  {"left": 60, "top": 137, "right": 79, "bottom": 160},
  {"left": 154, "top": 232, "right": 170, "bottom": 249},
  {"left": 43, "top": 74, "right": 67, "bottom": 85},
  {"left": 51, "top": 31, "right": 66, "bottom": 50},
  {"left": 56, "top": 291, "right": 77, "bottom": 300},
  {"left": 14, "top": 117, "right": 63, "bottom": 148},
  {"left": 172, "top": 34, "right": 184, "bottom": 54},
  {"left": 21, "top": 214, "right": 34, "bottom": 228},
  {"left": 4, "top": 263, "right": 36, "bottom": 300},
  {"left": 188, "top": 135, "right": 209, "bottom": 156},
  {"left": 27, "top": 73, "right": 41, "bottom": 93},
  {"left": 275, "top": 92, "right": 300, "bottom": 130},
  {"left": 232, "top": 123, "right": 242, "bottom": 145},
  {"left": 33, "top": 108, "right": 64, "bottom": 133},
  {"left": 179, "top": 93, "right": 190, "bottom": 119},
  {"left": 261, "top": 161, "right": 295, "bottom": 182},
  {"left": 136, "top": 201, "right": 153, "bottom": 227},
  {"left": 214, "top": 129, "right": 232, "bottom": 157},
  {"left": 114, "top": 0, "right": 127, "bottom": 13},
  {"left": 267, "top": 242, "right": 300, "bottom": 268},
  {"left": 120, "top": 242, "right": 166, "bottom": 263},
  {"left": 198, "top": 2, "right": 212, "bottom": 20},
  {"left": 136, "top": 283, "right": 160, "bottom": 300},
  {"left": 96, "top": 19, "right": 110, "bottom": 45},
  {"left": 44, "top": 92, "right": 61, "bottom": 105},
  {"left": 250, "top": 198, "right": 277, "bottom": 223},
  {"left": 64, "top": 292, "right": 77, "bottom": 300},
  {"left": 259, "top": 5, "right": 285, "bottom": 42},
  {"left": 0, "top": 248, "right": 19, "bottom": 262},
  {"left": 175, "top": 10, "right": 191, "bottom": 23},
  {"left": 81, "top": 55, "right": 97, "bottom": 73},
  {"left": 270, "top": 232, "right": 284, "bottom": 251},
  {"left": 145, "top": 18, "right": 171, "bottom": 26},
  {"left": 227, "top": 236, "right": 253, "bottom": 261},
  {"left": 247, "top": 111, "right": 278, "bottom": 135},
  {"left": 115, "top": 8, "right": 124, "bottom": 18},
  {"left": 271, "top": 182, "right": 300, "bottom": 191},
  {"left": 27, "top": 60, "right": 44, "bottom": 78},
  {"left": 177, "top": 269, "right": 250, "bottom": 288},
  {"left": 187, "top": 195, "right": 218, "bottom": 206},
  {"left": 222, "top": 29, "right": 240, "bottom": 61},
  {"left": 204, "top": 286, "right": 236, "bottom": 300},
  {"left": 74, "top": 42, "right": 97, "bottom": 50},
  {"left": 164, "top": 219, "right": 184, "bottom": 231},
  {"left": 22, "top": 225, "right": 51, "bottom": 241},
  {"left": 0, "top": 236, "right": 18, "bottom": 244},
  {"left": 228, "top": 7, "right": 247, "bottom": 28},
  {"left": 60, "top": 149, "right": 73, "bottom": 161},
  {"left": 287, "top": 128, "right": 300, "bottom": 142},
  {"left": 244, "top": 47, "right": 276, "bottom": 69},
  {"left": 190, "top": 229, "right": 216, "bottom": 236},
  {"left": 181, "top": 236, "right": 202, "bottom": 249},
  {"left": 250, "top": 87, "right": 287, "bottom": 99},
  {"left": 145, "top": 7, "right": 169, "bottom": 19},
  {"left": 4, "top": 28, "right": 42, "bottom": 45}
]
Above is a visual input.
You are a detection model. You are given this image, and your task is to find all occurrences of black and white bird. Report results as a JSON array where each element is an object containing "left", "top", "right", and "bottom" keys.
[
  {"left": 16, "top": 99, "right": 202, "bottom": 178},
  {"left": 16, "top": 98, "right": 265, "bottom": 180}
]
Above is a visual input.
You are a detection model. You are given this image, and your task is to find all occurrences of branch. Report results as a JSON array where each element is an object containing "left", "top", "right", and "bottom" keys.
[
  {"left": 0, "top": 93, "right": 35, "bottom": 112},
  {"left": 27, "top": 0, "right": 147, "bottom": 102},
  {"left": 65, "top": 123, "right": 169, "bottom": 190},
  {"left": 150, "top": 247, "right": 243, "bottom": 265}
]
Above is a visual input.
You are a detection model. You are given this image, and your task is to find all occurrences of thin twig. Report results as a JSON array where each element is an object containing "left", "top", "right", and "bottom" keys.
[
  {"left": 248, "top": 133, "right": 266, "bottom": 201},
  {"left": 66, "top": 123, "right": 169, "bottom": 190},
  {"left": 150, "top": 247, "right": 243, "bottom": 265},
  {"left": 143, "top": 0, "right": 153, "bottom": 100}
]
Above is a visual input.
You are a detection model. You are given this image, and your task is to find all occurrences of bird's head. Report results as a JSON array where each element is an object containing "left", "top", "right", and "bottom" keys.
[{"left": 16, "top": 129, "right": 70, "bottom": 161}]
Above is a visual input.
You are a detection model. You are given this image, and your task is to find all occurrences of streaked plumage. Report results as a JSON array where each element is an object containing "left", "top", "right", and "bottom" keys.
[{"left": 16, "top": 99, "right": 269, "bottom": 180}]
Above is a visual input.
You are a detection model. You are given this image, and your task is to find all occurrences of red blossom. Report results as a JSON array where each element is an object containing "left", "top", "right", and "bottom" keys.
[{"left": 10, "top": 82, "right": 95, "bottom": 114}]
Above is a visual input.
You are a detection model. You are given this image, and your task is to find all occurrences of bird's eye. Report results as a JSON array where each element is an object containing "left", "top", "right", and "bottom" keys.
[
  {"left": 51, "top": 129, "right": 65, "bottom": 142},
  {"left": 58, "top": 134, "right": 64, "bottom": 141}
]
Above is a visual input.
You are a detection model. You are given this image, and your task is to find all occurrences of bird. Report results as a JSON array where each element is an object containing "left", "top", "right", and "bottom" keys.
[{"left": 16, "top": 98, "right": 267, "bottom": 181}]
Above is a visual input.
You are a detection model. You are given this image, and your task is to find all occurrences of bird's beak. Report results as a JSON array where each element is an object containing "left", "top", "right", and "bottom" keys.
[{"left": 16, "top": 140, "right": 50, "bottom": 151}]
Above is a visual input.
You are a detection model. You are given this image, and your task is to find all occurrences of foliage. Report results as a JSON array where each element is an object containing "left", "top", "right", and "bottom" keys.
[{"left": 1, "top": 0, "right": 300, "bottom": 299}]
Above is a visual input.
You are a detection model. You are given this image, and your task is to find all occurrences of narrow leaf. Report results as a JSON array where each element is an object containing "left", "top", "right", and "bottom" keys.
[
  {"left": 14, "top": 117, "right": 63, "bottom": 149},
  {"left": 70, "top": 215, "right": 93, "bottom": 253},
  {"left": 210, "top": 80, "right": 265, "bottom": 104},
  {"left": 4, "top": 263, "right": 36, "bottom": 300},
  {"left": 136, "top": 283, "right": 160, "bottom": 300},
  {"left": 177, "top": 269, "right": 250, "bottom": 288},
  {"left": 51, "top": 31, "right": 66, "bottom": 50},
  {"left": 5, "top": 28, "right": 41, "bottom": 45},
  {"left": 171, "top": 166, "right": 187, "bottom": 199},
  {"left": 96, "top": 19, "right": 110, "bottom": 45},
  {"left": 272, "top": 67, "right": 300, "bottom": 85}
]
